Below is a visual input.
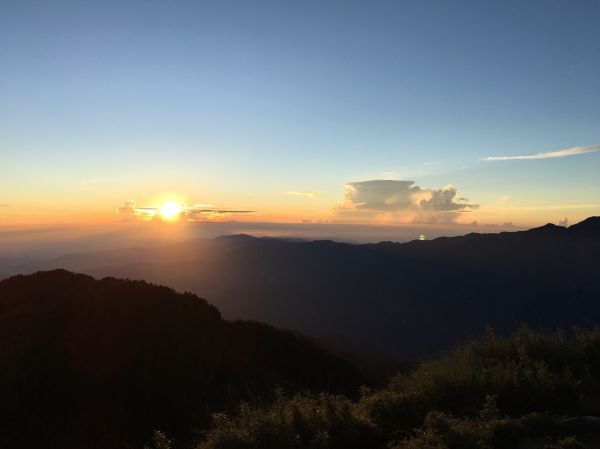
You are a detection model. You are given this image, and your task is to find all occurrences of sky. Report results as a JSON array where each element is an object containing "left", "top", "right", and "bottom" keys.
[{"left": 1, "top": 0, "right": 599, "bottom": 236}]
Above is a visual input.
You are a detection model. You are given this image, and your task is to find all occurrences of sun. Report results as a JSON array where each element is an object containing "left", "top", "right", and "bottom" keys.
[{"left": 159, "top": 201, "right": 183, "bottom": 220}]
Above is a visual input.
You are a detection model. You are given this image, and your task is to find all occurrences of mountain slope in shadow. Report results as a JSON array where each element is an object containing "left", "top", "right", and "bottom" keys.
[
  {"left": 41, "top": 217, "right": 600, "bottom": 359},
  {"left": 0, "top": 270, "right": 364, "bottom": 449}
]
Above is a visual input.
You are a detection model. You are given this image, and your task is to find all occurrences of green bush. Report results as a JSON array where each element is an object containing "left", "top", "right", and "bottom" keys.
[
  {"left": 359, "top": 326, "right": 600, "bottom": 433},
  {"left": 144, "top": 431, "right": 173, "bottom": 449},
  {"left": 158, "top": 327, "right": 600, "bottom": 449},
  {"left": 197, "top": 389, "right": 384, "bottom": 449}
]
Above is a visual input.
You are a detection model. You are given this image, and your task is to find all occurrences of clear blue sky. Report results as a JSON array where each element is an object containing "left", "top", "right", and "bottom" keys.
[{"left": 1, "top": 0, "right": 599, "bottom": 226}]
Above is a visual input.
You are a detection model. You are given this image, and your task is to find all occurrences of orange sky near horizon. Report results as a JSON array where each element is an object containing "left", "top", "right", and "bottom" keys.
[{"left": 1, "top": 189, "right": 598, "bottom": 232}]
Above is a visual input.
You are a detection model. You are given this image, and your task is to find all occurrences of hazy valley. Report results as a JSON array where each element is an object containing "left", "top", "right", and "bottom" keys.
[{"left": 20, "top": 217, "right": 600, "bottom": 359}]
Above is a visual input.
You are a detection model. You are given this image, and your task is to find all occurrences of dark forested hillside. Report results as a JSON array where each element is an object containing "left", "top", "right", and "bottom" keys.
[
  {"left": 38, "top": 217, "right": 600, "bottom": 359},
  {"left": 0, "top": 270, "right": 364, "bottom": 449}
]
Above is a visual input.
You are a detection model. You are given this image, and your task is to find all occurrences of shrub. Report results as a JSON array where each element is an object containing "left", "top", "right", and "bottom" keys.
[
  {"left": 193, "top": 327, "right": 600, "bottom": 449},
  {"left": 197, "top": 389, "right": 383, "bottom": 449},
  {"left": 360, "top": 326, "right": 600, "bottom": 433},
  {"left": 144, "top": 431, "right": 173, "bottom": 449}
]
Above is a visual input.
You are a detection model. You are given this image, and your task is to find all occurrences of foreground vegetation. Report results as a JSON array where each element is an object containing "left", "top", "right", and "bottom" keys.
[{"left": 150, "top": 327, "right": 600, "bottom": 449}]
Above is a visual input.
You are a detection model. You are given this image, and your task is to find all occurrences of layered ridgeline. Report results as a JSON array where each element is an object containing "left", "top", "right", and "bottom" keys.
[
  {"left": 0, "top": 270, "right": 364, "bottom": 449},
  {"left": 36, "top": 217, "right": 600, "bottom": 358}
]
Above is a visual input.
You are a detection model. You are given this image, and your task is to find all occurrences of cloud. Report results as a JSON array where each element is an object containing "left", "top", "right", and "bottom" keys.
[
  {"left": 117, "top": 201, "right": 139, "bottom": 221},
  {"left": 484, "top": 144, "right": 600, "bottom": 161},
  {"left": 185, "top": 207, "right": 255, "bottom": 221},
  {"left": 345, "top": 180, "right": 421, "bottom": 211},
  {"left": 286, "top": 191, "right": 317, "bottom": 198},
  {"left": 468, "top": 220, "right": 518, "bottom": 230},
  {"left": 498, "top": 195, "right": 510, "bottom": 204},
  {"left": 117, "top": 201, "right": 254, "bottom": 222},
  {"left": 420, "top": 185, "right": 478, "bottom": 212},
  {"left": 416, "top": 185, "right": 479, "bottom": 224},
  {"left": 335, "top": 180, "right": 478, "bottom": 224}
]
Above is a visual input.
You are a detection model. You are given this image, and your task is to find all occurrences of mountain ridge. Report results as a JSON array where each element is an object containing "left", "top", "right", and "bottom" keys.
[
  {"left": 0, "top": 269, "right": 364, "bottom": 449},
  {"left": 18, "top": 217, "right": 600, "bottom": 358}
]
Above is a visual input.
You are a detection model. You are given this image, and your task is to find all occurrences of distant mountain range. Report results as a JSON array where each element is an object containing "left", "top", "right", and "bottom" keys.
[
  {"left": 28, "top": 216, "right": 600, "bottom": 359},
  {"left": 0, "top": 270, "right": 363, "bottom": 449}
]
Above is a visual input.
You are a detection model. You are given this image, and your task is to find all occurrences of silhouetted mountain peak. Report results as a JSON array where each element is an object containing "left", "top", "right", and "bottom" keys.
[
  {"left": 0, "top": 270, "right": 364, "bottom": 449},
  {"left": 569, "top": 216, "right": 600, "bottom": 234},
  {"left": 527, "top": 222, "right": 567, "bottom": 234}
]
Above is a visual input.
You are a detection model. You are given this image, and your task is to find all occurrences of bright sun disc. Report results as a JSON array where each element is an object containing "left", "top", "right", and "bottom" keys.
[{"left": 159, "top": 201, "right": 182, "bottom": 220}]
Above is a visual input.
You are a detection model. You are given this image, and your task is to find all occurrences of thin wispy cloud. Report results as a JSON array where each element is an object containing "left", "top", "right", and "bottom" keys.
[
  {"left": 484, "top": 144, "right": 600, "bottom": 161},
  {"left": 286, "top": 191, "right": 317, "bottom": 198}
]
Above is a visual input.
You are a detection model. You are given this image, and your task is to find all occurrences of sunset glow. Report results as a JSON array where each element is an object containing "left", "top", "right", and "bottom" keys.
[
  {"left": 158, "top": 202, "right": 183, "bottom": 221},
  {"left": 2, "top": 3, "right": 600, "bottom": 448},
  {"left": 0, "top": 1, "right": 598, "bottom": 237}
]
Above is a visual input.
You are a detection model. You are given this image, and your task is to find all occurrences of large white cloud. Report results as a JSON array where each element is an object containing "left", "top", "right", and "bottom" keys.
[
  {"left": 335, "top": 180, "right": 478, "bottom": 223},
  {"left": 345, "top": 180, "right": 421, "bottom": 211}
]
